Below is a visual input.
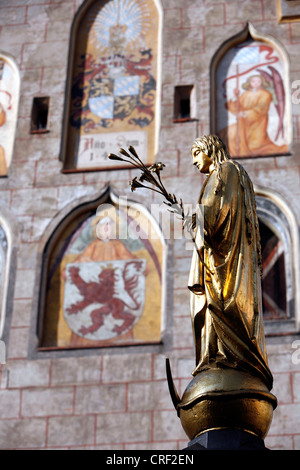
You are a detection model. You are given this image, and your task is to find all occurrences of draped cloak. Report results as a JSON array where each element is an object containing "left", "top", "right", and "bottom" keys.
[{"left": 188, "top": 160, "right": 273, "bottom": 390}]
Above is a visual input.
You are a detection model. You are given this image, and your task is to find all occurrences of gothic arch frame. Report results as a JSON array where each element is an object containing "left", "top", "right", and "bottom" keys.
[
  {"left": 29, "top": 185, "right": 172, "bottom": 359},
  {"left": 210, "top": 22, "right": 292, "bottom": 156},
  {"left": 60, "top": 0, "right": 163, "bottom": 172},
  {"left": 0, "top": 203, "right": 19, "bottom": 344},
  {"left": 254, "top": 185, "right": 300, "bottom": 335}
]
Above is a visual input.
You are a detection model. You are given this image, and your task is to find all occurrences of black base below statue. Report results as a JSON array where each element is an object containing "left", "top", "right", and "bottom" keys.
[{"left": 185, "top": 429, "right": 268, "bottom": 450}]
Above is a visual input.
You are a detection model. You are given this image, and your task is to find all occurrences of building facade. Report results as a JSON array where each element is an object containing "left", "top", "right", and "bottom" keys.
[{"left": 0, "top": 0, "right": 300, "bottom": 450}]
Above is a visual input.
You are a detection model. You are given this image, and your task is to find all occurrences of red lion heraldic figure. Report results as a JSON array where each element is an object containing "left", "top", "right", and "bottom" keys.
[{"left": 66, "top": 261, "right": 145, "bottom": 337}]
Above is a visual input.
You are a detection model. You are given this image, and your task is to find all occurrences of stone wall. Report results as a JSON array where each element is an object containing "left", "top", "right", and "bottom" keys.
[{"left": 0, "top": 0, "right": 299, "bottom": 449}]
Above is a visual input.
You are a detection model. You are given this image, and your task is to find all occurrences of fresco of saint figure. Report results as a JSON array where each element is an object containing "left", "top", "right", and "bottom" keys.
[
  {"left": 216, "top": 41, "right": 290, "bottom": 158},
  {"left": 40, "top": 204, "right": 164, "bottom": 350}
]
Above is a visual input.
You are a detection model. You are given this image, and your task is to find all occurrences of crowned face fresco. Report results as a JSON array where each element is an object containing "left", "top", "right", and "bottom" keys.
[
  {"left": 40, "top": 202, "right": 164, "bottom": 350},
  {"left": 216, "top": 39, "right": 290, "bottom": 158},
  {"left": 66, "top": 0, "right": 160, "bottom": 170}
]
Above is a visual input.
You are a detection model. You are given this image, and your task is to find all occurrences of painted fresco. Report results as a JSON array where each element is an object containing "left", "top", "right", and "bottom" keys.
[
  {"left": 40, "top": 202, "right": 164, "bottom": 349},
  {"left": 216, "top": 40, "right": 289, "bottom": 158},
  {"left": 0, "top": 57, "right": 19, "bottom": 176},
  {"left": 66, "top": 0, "right": 160, "bottom": 170}
]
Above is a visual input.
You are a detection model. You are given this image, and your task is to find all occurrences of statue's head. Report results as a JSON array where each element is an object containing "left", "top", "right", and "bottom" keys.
[{"left": 191, "top": 135, "right": 230, "bottom": 173}]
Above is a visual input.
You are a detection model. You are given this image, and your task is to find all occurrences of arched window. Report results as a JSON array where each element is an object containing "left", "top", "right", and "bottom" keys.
[
  {"left": 211, "top": 22, "right": 292, "bottom": 159},
  {"left": 260, "top": 219, "right": 287, "bottom": 320},
  {"left": 61, "top": 0, "right": 162, "bottom": 172},
  {"left": 256, "top": 188, "right": 299, "bottom": 335},
  {"left": 37, "top": 187, "right": 167, "bottom": 352}
]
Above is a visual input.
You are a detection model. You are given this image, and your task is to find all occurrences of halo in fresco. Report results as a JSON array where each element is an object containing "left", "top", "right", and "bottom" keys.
[{"left": 89, "top": 0, "right": 151, "bottom": 52}]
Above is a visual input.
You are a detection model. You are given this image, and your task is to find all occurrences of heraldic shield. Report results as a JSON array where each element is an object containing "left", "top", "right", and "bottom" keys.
[
  {"left": 88, "top": 74, "right": 140, "bottom": 121},
  {"left": 63, "top": 258, "right": 146, "bottom": 340}
]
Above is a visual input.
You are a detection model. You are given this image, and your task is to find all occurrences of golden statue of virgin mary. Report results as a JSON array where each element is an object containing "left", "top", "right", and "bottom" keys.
[
  {"left": 188, "top": 134, "right": 273, "bottom": 390},
  {"left": 167, "top": 135, "right": 277, "bottom": 443}
]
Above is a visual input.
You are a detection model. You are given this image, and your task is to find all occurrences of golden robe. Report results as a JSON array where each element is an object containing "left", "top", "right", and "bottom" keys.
[
  {"left": 220, "top": 88, "right": 288, "bottom": 157},
  {"left": 188, "top": 160, "right": 273, "bottom": 389}
]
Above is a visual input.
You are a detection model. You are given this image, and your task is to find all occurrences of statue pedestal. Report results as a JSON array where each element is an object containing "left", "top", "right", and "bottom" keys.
[
  {"left": 176, "top": 368, "right": 277, "bottom": 442},
  {"left": 185, "top": 429, "right": 267, "bottom": 450}
]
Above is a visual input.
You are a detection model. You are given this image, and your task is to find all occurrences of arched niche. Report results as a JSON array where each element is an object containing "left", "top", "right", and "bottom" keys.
[
  {"left": 0, "top": 52, "right": 20, "bottom": 176},
  {"left": 36, "top": 186, "right": 167, "bottom": 353},
  {"left": 255, "top": 186, "right": 300, "bottom": 335},
  {"left": 210, "top": 22, "right": 292, "bottom": 159},
  {"left": 61, "top": 0, "right": 162, "bottom": 172},
  {"left": 0, "top": 204, "right": 19, "bottom": 344}
]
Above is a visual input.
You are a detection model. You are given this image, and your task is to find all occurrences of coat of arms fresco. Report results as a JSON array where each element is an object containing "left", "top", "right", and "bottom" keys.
[
  {"left": 216, "top": 39, "right": 290, "bottom": 158},
  {"left": 64, "top": 0, "right": 160, "bottom": 170},
  {"left": 40, "top": 201, "right": 164, "bottom": 349}
]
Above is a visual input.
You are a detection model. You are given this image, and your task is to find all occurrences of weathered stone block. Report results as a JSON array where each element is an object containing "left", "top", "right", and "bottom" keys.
[
  {"left": 269, "top": 403, "right": 300, "bottom": 435},
  {"left": 35, "top": 159, "right": 82, "bottom": 187},
  {"left": 96, "top": 411, "right": 152, "bottom": 444},
  {"left": 47, "top": 415, "right": 95, "bottom": 447},
  {"left": 292, "top": 372, "right": 300, "bottom": 402},
  {"left": 75, "top": 384, "right": 126, "bottom": 414},
  {"left": 1, "top": 23, "right": 46, "bottom": 45},
  {"left": 14, "top": 269, "right": 36, "bottom": 299},
  {"left": 102, "top": 353, "right": 152, "bottom": 383},
  {"left": 153, "top": 409, "right": 187, "bottom": 441},
  {"left": 225, "top": 0, "right": 264, "bottom": 22},
  {"left": 11, "top": 188, "right": 58, "bottom": 216},
  {"left": 8, "top": 359, "right": 50, "bottom": 388},
  {"left": 11, "top": 299, "right": 33, "bottom": 327},
  {"left": 163, "top": 8, "right": 182, "bottom": 30},
  {"left": 128, "top": 380, "right": 174, "bottom": 411},
  {"left": 7, "top": 327, "right": 29, "bottom": 359},
  {"left": 0, "top": 389, "right": 20, "bottom": 419},
  {"left": 265, "top": 434, "right": 293, "bottom": 451},
  {"left": 22, "top": 387, "right": 74, "bottom": 417},
  {"left": 0, "top": 418, "right": 46, "bottom": 449},
  {"left": 4, "top": 161, "right": 36, "bottom": 190},
  {"left": 50, "top": 356, "right": 101, "bottom": 386},
  {"left": 15, "top": 242, "right": 39, "bottom": 269},
  {"left": 184, "top": 4, "right": 225, "bottom": 27},
  {"left": 56, "top": 185, "right": 98, "bottom": 212},
  {"left": 22, "top": 42, "right": 68, "bottom": 69},
  {"left": 27, "top": 3, "right": 74, "bottom": 24},
  {"left": 272, "top": 372, "right": 293, "bottom": 404},
  {"left": 0, "top": 6, "right": 26, "bottom": 25}
]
